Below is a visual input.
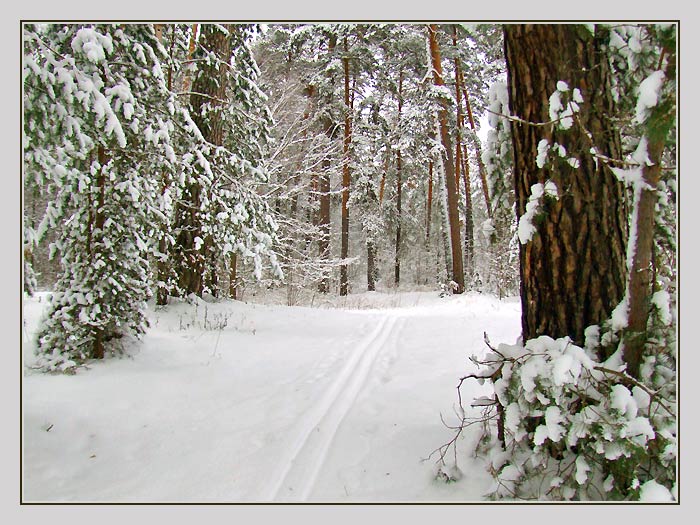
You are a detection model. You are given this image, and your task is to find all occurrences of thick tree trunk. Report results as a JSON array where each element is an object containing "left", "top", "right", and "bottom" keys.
[
  {"left": 428, "top": 24, "right": 464, "bottom": 294},
  {"left": 504, "top": 24, "right": 627, "bottom": 348},
  {"left": 340, "top": 36, "right": 352, "bottom": 296}
]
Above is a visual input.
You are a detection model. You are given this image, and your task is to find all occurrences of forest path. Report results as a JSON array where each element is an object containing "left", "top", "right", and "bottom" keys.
[
  {"left": 23, "top": 291, "right": 521, "bottom": 502},
  {"left": 266, "top": 312, "right": 406, "bottom": 501}
]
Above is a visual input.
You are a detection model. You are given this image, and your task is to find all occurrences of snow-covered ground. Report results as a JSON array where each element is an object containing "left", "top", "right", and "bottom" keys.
[{"left": 22, "top": 290, "right": 521, "bottom": 503}]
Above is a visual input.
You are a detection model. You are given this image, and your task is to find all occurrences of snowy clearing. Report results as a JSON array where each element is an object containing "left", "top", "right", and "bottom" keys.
[{"left": 22, "top": 290, "right": 521, "bottom": 502}]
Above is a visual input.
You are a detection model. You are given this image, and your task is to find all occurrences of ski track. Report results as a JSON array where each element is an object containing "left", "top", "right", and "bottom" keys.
[{"left": 265, "top": 313, "right": 403, "bottom": 502}]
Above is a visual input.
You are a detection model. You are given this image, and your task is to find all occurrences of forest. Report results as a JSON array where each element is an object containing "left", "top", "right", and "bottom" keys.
[{"left": 22, "top": 23, "right": 676, "bottom": 502}]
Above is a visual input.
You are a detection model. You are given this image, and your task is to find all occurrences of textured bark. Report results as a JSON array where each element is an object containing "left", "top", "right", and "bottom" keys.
[
  {"left": 504, "top": 24, "right": 627, "bottom": 347},
  {"left": 428, "top": 25, "right": 464, "bottom": 294},
  {"left": 340, "top": 36, "right": 352, "bottom": 296}
]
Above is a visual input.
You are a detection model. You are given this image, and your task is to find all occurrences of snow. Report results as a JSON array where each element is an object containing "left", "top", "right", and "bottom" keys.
[
  {"left": 517, "top": 180, "right": 558, "bottom": 245},
  {"left": 635, "top": 70, "right": 665, "bottom": 124},
  {"left": 534, "top": 406, "right": 565, "bottom": 444},
  {"left": 22, "top": 290, "right": 521, "bottom": 502},
  {"left": 623, "top": 416, "right": 655, "bottom": 445},
  {"left": 651, "top": 290, "right": 673, "bottom": 326},
  {"left": 639, "top": 480, "right": 674, "bottom": 502},
  {"left": 575, "top": 456, "right": 590, "bottom": 485},
  {"left": 610, "top": 384, "right": 637, "bottom": 419},
  {"left": 610, "top": 295, "right": 629, "bottom": 332},
  {"left": 536, "top": 139, "right": 550, "bottom": 169}
]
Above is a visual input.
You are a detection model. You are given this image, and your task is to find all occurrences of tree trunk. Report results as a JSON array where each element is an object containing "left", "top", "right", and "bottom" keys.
[
  {"left": 623, "top": 151, "right": 661, "bottom": 377},
  {"left": 452, "top": 26, "right": 474, "bottom": 277},
  {"left": 317, "top": 34, "right": 336, "bottom": 294},
  {"left": 379, "top": 153, "right": 389, "bottom": 204},
  {"left": 174, "top": 24, "right": 232, "bottom": 297},
  {"left": 92, "top": 145, "right": 108, "bottom": 359},
  {"left": 426, "top": 159, "right": 433, "bottom": 245},
  {"left": 504, "top": 24, "right": 627, "bottom": 348},
  {"left": 182, "top": 24, "right": 199, "bottom": 94},
  {"left": 461, "top": 150, "right": 474, "bottom": 275},
  {"left": 428, "top": 24, "right": 464, "bottom": 294},
  {"left": 229, "top": 254, "right": 238, "bottom": 300},
  {"left": 340, "top": 36, "right": 352, "bottom": 296},
  {"left": 621, "top": 43, "right": 675, "bottom": 379},
  {"left": 394, "top": 72, "right": 403, "bottom": 287},
  {"left": 367, "top": 239, "right": 377, "bottom": 291},
  {"left": 458, "top": 66, "right": 492, "bottom": 220}
]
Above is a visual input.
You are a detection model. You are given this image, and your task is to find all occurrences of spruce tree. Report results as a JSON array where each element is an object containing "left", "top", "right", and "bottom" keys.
[{"left": 24, "top": 24, "right": 177, "bottom": 369}]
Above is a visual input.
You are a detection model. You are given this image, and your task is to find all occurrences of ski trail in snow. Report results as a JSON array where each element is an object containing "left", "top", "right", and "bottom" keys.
[{"left": 265, "top": 313, "right": 402, "bottom": 502}]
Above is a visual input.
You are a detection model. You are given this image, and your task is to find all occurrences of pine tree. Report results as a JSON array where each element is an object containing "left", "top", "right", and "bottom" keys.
[
  {"left": 427, "top": 24, "right": 465, "bottom": 294},
  {"left": 504, "top": 24, "right": 628, "bottom": 348}
]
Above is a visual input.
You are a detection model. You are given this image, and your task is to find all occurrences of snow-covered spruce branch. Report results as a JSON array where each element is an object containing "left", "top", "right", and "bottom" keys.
[{"left": 592, "top": 366, "right": 675, "bottom": 418}]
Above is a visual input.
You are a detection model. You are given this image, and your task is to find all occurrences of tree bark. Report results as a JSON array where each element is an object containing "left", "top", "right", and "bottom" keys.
[
  {"left": 428, "top": 24, "right": 464, "bottom": 294},
  {"left": 504, "top": 24, "right": 627, "bottom": 348}
]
